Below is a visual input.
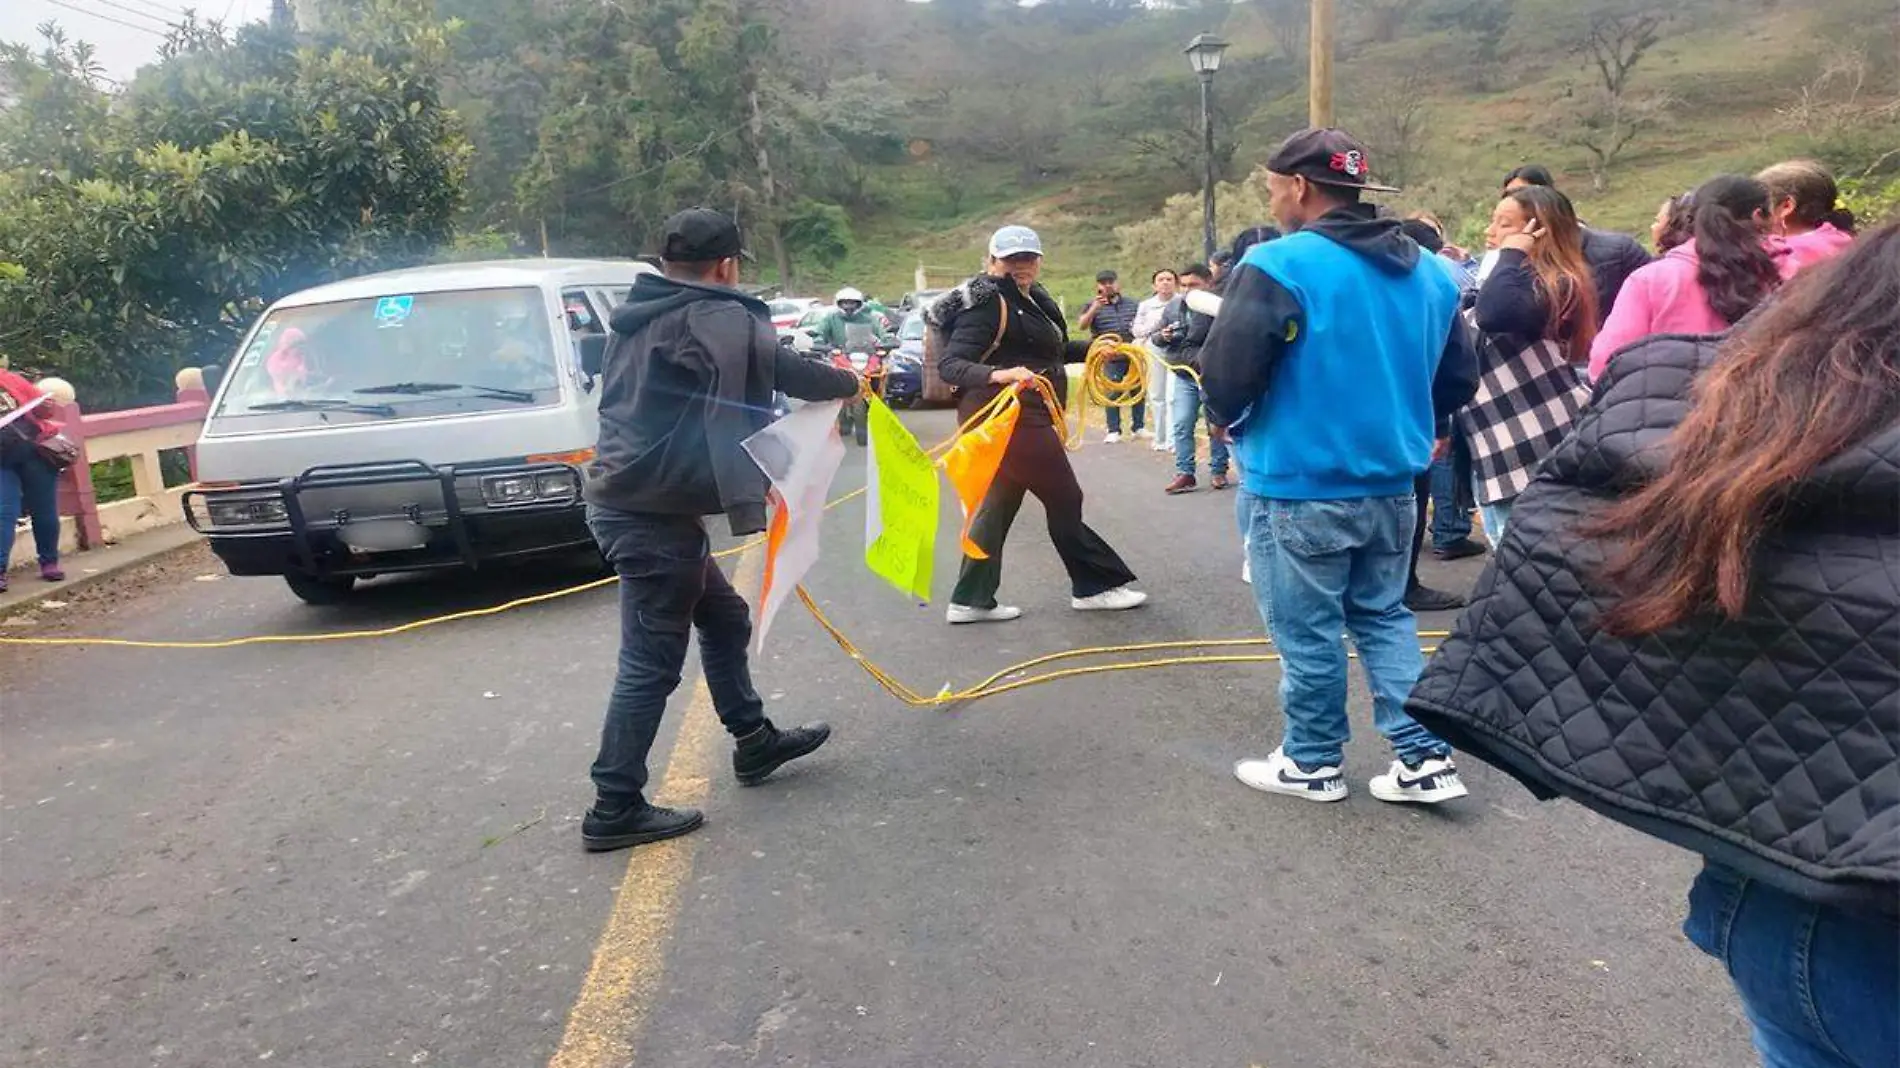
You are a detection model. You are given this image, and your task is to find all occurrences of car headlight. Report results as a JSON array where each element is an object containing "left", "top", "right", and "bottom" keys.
[
  {"left": 481, "top": 469, "right": 579, "bottom": 508},
  {"left": 205, "top": 495, "right": 289, "bottom": 529}
]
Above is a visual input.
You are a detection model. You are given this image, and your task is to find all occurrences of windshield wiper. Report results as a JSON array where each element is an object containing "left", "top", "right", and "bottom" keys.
[
  {"left": 246, "top": 398, "right": 398, "bottom": 416},
  {"left": 354, "top": 381, "right": 537, "bottom": 403}
]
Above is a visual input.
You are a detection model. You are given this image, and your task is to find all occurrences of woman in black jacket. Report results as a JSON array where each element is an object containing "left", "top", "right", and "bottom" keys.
[
  {"left": 1409, "top": 223, "right": 1899, "bottom": 1068},
  {"left": 925, "top": 225, "right": 1144, "bottom": 624},
  {"left": 1463, "top": 184, "right": 1598, "bottom": 543}
]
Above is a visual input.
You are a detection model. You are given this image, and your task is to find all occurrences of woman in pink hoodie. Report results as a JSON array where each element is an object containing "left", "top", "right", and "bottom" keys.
[
  {"left": 1589, "top": 175, "right": 1788, "bottom": 381},
  {"left": 1759, "top": 159, "right": 1857, "bottom": 275}
]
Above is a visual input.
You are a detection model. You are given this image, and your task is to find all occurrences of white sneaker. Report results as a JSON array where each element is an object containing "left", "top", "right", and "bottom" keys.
[
  {"left": 1242, "top": 556, "right": 1251, "bottom": 584},
  {"left": 1369, "top": 755, "right": 1469, "bottom": 805},
  {"left": 1071, "top": 586, "right": 1147, "bottom": 612},
  {"left": 1234, "top": 748, "right": 1348, "bottom": 803},
  {"left": 1134, "top": 427, "right": 1154, "bottom": 440},
  {"left": 1103, "top": 432, "right": 1122, "bottom": 444},
  {"left": 1151, "top": 440, "right": 1173, "bottom": 452},
  {"left": 946, "top": 603, "right": 1023, "bottom": 625}
]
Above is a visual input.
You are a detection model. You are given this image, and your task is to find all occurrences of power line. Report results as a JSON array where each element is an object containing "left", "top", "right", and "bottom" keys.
[
  {"left": 41, "top": 0, "right": 168, "bottom": 36},
  {"left": 81, "top": 0, "right": 181, "bottom": 28},
  {"left": 109, "top": 0, "right": 193, "bottom": 19}
]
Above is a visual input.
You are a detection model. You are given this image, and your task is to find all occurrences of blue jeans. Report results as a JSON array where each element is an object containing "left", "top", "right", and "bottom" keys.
[
  {"left": 1103, "top": 359, "right": 1144, "bottom": 433},
  {"left": 1171, "top": 375, "right": 1229, "bottom": 477},
  {"left": 0, "top": 450, "right": 62, "bottom": 567},
  {"left": 1428, "top": 439, "right": 1473, "bottom": 548},
  {"left": 587, "top": 505, "right": 766, "bottom": 806},
  {"left": 1244, "top": 494, "right": 1449, "bottom": 768},
  {"left": 1684, "top": 864, "right": 1899, "bottom": 1068}
]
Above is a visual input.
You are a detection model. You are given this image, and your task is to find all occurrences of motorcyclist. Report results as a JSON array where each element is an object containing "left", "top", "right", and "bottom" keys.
[{"left": 815, "top": 287, "right": 893, "bottom": 353}]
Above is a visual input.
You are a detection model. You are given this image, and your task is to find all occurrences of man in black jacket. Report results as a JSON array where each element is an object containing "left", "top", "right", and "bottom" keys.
[
  {"left": 1157, "top": 263, "right": 1229, "bottom": 493},
  {"left": 1501, "top": 165, "right": 1651, "bottom": 323},
  {"left": 580, "top": 208, "right": 862, "bottom": 852}
]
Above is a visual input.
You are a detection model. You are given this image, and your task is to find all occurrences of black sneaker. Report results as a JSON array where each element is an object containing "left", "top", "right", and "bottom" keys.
[
  {"left": 733, "top": 720, "right": 832, "bottom": 786},
  {"left": 1405, "top": 585, "right": 1467, "bottom": 612},
  {"left": 1432, "top": 538, "right": 1488, "bottom": 562},
  {"left": 581, "top": 801, "right": 704, "bottom": 852}
]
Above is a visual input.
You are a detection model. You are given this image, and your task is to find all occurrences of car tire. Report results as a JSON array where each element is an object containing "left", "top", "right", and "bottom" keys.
[{"left": 285, "top": 573, "right": 356, "bottom": 606}]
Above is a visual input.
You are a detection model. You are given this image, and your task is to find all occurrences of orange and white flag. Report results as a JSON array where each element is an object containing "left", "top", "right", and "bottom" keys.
[{"left": 742, "top": 400, "right": 846, "bottom": 652}]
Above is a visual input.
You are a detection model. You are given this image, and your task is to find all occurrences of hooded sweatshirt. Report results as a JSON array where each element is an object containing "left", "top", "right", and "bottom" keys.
[
  {"left": 585, "top": 273, "right": 860, "bottom": 536},
  {"left": 1588, "top": 238, "right": 1796, "bottom": 380},
  {"left": 1199, "top": 204, "right": 1476, "bottom": 501},
  {"left": 1778, "top": 222, "right": 1855, "bottom": 276}
]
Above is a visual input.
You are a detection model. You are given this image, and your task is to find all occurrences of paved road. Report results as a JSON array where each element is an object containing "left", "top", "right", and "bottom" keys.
[{"left": 1, "top": 408, "right": 1754, "bottom": 1068}]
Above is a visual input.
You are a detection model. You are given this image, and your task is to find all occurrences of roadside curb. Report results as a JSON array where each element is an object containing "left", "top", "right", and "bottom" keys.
[{"left": 1, "top": 527, "right": 205, "bottom": 619}]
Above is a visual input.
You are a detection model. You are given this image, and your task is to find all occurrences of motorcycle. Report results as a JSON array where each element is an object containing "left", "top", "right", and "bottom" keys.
[{"left": 831, "top": 341, "right": 898, "bottom": 446}]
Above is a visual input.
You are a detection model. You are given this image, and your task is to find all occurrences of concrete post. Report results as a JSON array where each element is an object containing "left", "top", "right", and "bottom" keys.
[{"left": 50, "top": 400, "right": 103, "bottom": 550}]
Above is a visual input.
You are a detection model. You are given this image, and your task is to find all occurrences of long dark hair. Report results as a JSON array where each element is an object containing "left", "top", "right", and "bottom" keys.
[
  {"left": 1757, "top": 159, "right": 1856, "bottom": 234},
  {"left": 1691, "top": 175, "right": 1781, "bottom": 326},
  {"left": 1594, "top": 222, "right": 1900, "bottom": 636},
  {"left": 1503, "top": 186, "right": 1599, "bottom": 358}
]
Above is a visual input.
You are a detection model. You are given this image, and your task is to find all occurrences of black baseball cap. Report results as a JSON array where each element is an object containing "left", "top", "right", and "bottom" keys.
[
  {"left": 1266, "top": 128, "right": 1400, "bottom": 194},
  {"left": 660, "top": 208, "right": 752, "bottom": 263}
]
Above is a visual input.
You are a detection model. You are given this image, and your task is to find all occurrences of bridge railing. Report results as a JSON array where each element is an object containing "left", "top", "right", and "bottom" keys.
[{"left": 6, "top": 373, "right": 211, "bottom": 571}]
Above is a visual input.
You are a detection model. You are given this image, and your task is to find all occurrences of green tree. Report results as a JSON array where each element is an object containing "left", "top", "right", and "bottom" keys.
[{"left": 0, "top": 2, "right": 468, "bottom": 405}]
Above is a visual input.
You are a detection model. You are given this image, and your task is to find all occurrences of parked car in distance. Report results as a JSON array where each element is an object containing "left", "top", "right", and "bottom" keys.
[
  {"left": 883, "top": 313, "right": 928, "bottom": 408},
  {"left": 900, "top": 289, "right": 948, "bottom": 312},
  {"left": 768, "top": 297, "right": 820, "bottom": 331},
  {"left": 777, "top": 304, "right": 835, "bottom": 350}
]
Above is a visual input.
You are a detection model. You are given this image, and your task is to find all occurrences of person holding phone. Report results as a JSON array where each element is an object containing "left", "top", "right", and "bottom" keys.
[
  {"left": 1076, "top": 270, "right": 1143, "bottom": 442},
  {"left": 1463, "top": 185, "right": 1599, "bottom": 542}
]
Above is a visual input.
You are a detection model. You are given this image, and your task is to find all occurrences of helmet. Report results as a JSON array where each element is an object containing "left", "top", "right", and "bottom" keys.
[{"left": 835, "top": 287, "right": 865, "bottom": 305}]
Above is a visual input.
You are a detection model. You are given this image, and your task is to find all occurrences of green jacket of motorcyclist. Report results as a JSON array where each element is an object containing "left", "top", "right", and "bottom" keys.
[{"left": 815, "top": 287, "right": 893, "bottom": 352}]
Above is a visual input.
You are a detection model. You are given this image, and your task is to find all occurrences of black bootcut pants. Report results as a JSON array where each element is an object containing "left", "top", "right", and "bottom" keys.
[
  {"left": 587, "top": 505, "right": 767, "bottom": 806},
  {"left": 951, "top": 420, "right": 1137, "bottom": 609}
]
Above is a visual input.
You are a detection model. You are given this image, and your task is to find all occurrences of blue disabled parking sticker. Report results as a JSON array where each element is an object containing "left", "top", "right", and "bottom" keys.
[{"left": 375, "top": 295, "right": 415, "bottom": 328}]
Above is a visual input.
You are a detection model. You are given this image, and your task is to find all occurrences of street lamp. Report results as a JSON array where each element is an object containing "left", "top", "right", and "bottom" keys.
[{"left": 1184, "top": 32, "right": 1230, "bottom": 262}]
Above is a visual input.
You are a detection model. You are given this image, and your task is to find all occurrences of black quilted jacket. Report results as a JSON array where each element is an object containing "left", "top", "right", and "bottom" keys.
[{"left": 1408, "top": 334, "right": 1899, "bottom": 917}]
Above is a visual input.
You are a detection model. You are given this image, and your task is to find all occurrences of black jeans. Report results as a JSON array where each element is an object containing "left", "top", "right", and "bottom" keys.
[
  {"left": 950, "top": 421, "right": 1137, "bottom": 608},
  {"left": 588, "top": 505, "right": 766, "bottom": 806}
]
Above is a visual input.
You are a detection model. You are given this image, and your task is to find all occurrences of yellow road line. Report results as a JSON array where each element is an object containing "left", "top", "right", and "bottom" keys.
[{"left": 547, "top": 552, "right": 755, "bottom": 1068}]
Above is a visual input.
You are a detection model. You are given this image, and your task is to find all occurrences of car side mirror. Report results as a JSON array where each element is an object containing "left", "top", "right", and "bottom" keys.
[{"left": 577, "top": 334, "right": 608, "bottom": 379}]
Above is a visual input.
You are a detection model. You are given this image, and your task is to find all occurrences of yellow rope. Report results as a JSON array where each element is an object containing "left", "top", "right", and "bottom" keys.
[{"left": 0, "top": 380, "right": 1453, "bottom": 709}]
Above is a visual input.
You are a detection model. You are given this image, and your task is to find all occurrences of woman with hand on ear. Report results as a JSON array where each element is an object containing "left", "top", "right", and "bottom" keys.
[{"left": 1460, "top": 184, "right": 1599, "bottom": 542}]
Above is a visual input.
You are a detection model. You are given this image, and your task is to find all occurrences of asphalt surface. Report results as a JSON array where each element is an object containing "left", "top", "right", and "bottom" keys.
[{"left": 1, "top": 407, "right": 1755, "bottom": 1068}]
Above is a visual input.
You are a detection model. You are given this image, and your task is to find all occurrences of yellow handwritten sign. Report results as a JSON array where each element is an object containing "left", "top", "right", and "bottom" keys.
[{"left": 864, "top": 393, "right": 939, "bottom": 602}]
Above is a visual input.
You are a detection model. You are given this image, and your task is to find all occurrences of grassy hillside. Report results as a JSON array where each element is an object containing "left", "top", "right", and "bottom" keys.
[{"left": 818, "top": 0, "right": 1898, "bottom": 311}]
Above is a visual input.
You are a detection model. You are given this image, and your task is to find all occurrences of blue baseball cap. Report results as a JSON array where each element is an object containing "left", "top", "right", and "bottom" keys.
[{"left": 988, "top": 225, "right": 1044, "bottom": 259}]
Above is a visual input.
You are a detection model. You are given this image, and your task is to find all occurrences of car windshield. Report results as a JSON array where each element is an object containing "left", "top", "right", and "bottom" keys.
[
  {"left": 900, "top": 314, "right": 926, "bottom": 341},
  {"left": 213, "top": 287, "right": 560, "bottom": 421},
  {"left": 769, "top": 300, "right": 804, "bottom": 317}
]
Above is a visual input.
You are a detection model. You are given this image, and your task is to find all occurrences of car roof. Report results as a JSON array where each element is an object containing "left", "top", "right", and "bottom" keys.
[{"left": 272, "top": 259, "right": 657, "bottom": 309}]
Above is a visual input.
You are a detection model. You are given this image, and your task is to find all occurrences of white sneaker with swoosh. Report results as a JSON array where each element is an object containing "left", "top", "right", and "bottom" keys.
[
  {"left": 1369, "top": 756, "right": 1469, "bottom": 804},
  {"left": 1234, "top": 748, "right": 1347, "bottom": 803}
]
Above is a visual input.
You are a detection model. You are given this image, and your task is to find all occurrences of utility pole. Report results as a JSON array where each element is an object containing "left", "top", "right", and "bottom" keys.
[{"left": 1309, "top": 0, "right": 1335, "bottom": 128}]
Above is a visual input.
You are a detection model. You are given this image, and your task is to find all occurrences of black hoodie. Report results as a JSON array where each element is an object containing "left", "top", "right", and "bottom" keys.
[
  {"left": 1198, "top": 204, "right": 1477, "bottom": 437},
  {"left": 585, "top": 273, "right": 860, "bottom": 536}
]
